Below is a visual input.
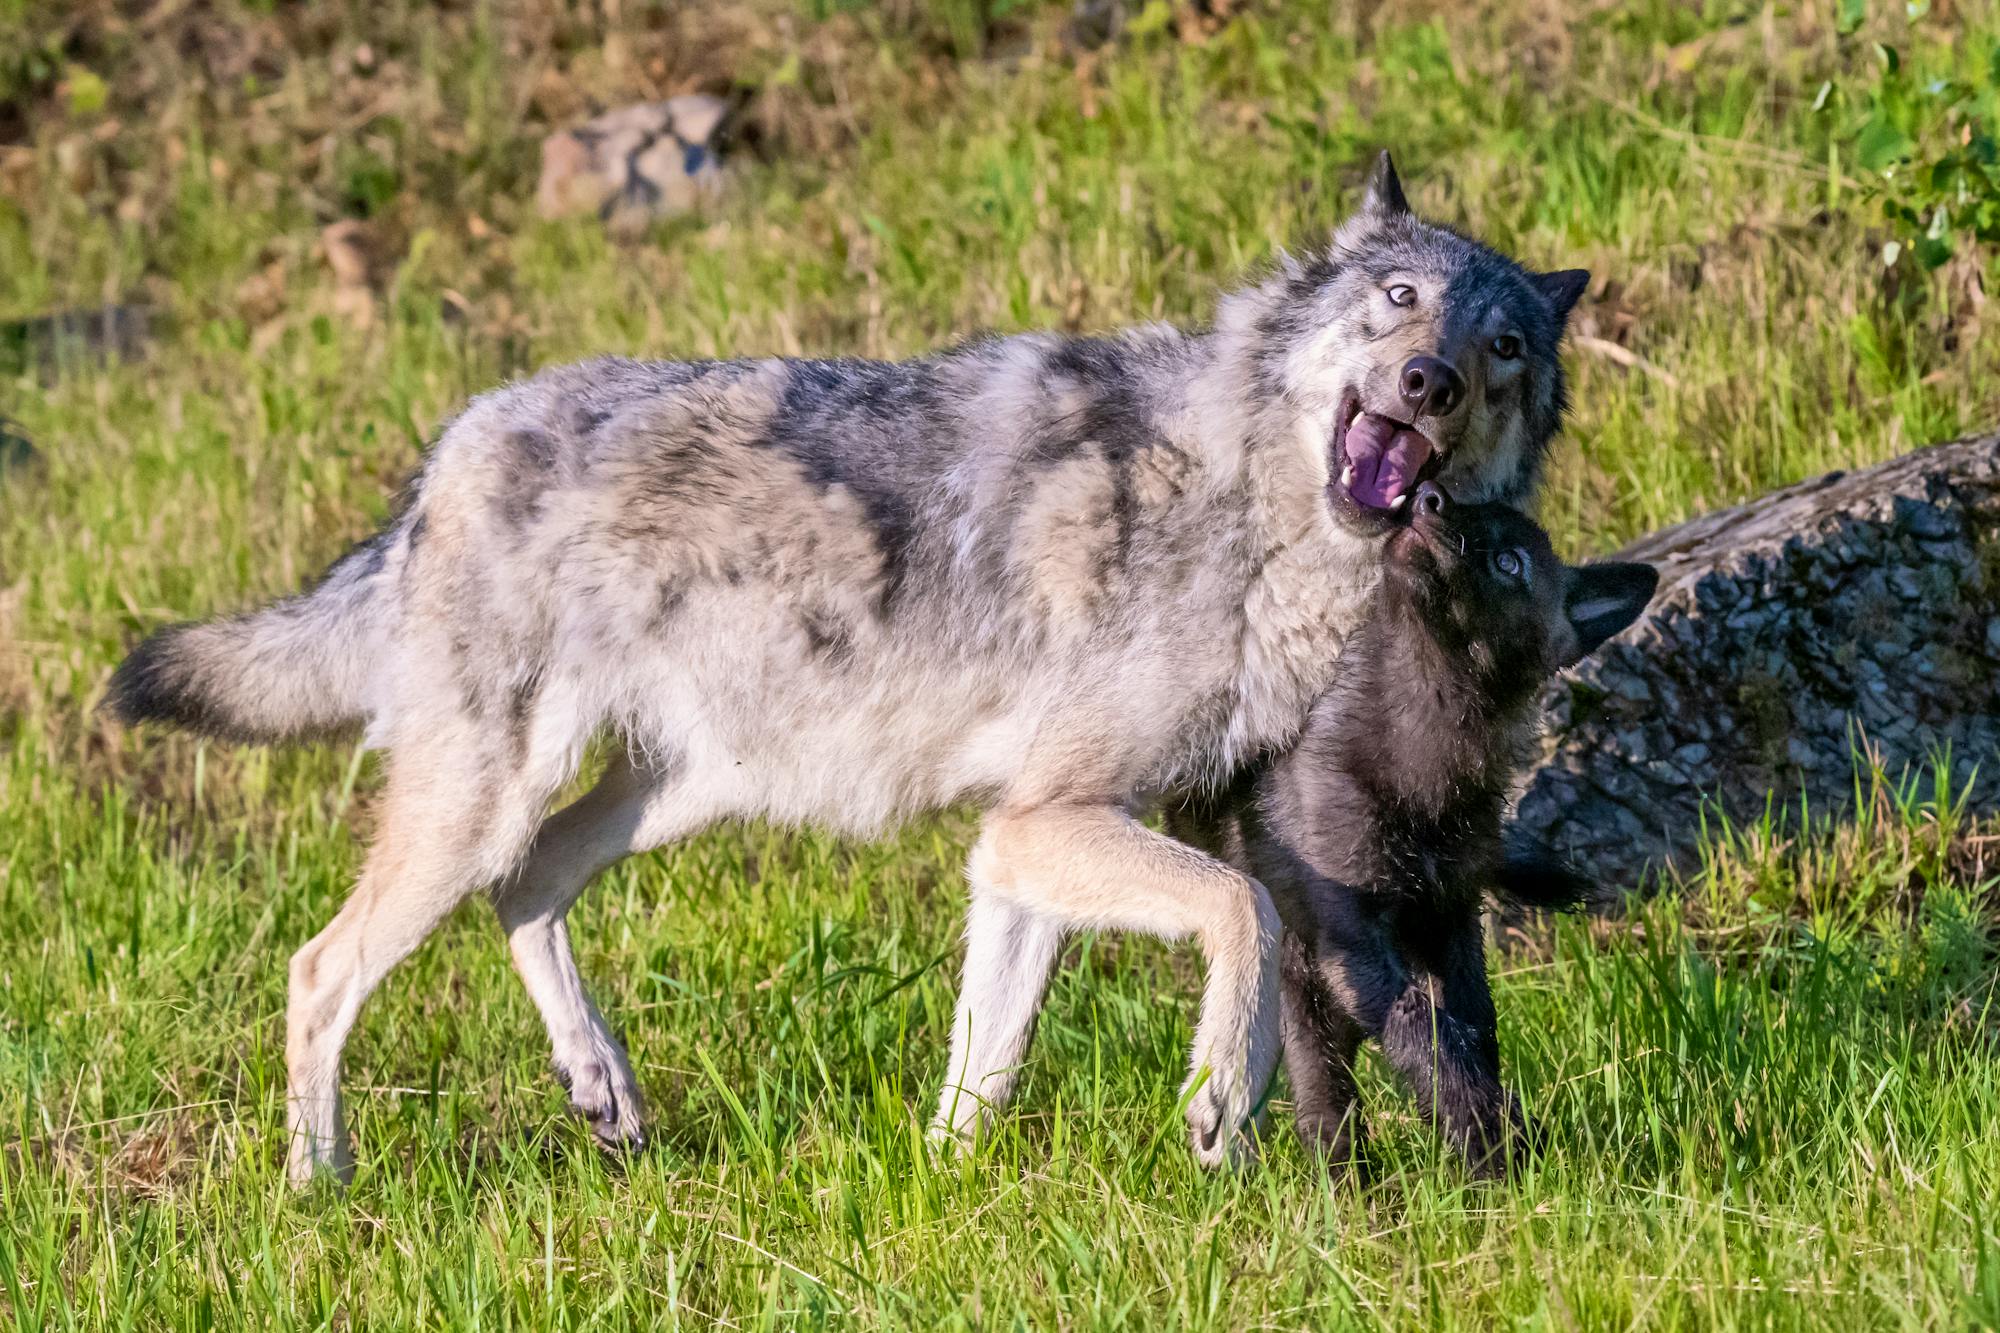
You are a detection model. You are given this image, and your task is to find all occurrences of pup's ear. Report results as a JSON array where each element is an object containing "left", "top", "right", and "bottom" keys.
[
  {"left": 1561, "top": 561, "right": 1657, "bottom": 667},
  {"left": 1361, "top": 150, "right": 1411, "bottom": 218},
  {"left": 1534, "top": 268, "right": 1591, "bottom": 326}
]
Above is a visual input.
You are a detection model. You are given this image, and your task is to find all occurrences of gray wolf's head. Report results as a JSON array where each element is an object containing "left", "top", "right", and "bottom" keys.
[
  {"left": 1383, "top": 483, "right": 1656, "bottom": 705},
  {"left": 1232, "top": 152, "right": 1589, "bottom": 536}
]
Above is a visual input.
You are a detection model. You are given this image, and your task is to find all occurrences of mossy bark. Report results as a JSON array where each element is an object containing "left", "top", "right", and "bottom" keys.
[{"left": 1517, "top": 436, "right": 2000, "bottom": 889}]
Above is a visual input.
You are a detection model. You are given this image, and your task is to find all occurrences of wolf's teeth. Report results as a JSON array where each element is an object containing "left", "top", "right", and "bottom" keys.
[
  {"left": 1389, "top": 493, "right": 1409, "bottom": 511},
  {"left": 1340, "top": 465, "right": 1354, "bottom": 487}
]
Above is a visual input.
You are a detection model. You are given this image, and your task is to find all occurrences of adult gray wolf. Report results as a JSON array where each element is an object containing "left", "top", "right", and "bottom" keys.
[
  {"left": 106, "top": 153, "right": 1589, "bottom": 1185},
  {"left": 1174, "top": 485, "right": 1654, "bottom": 1177}
]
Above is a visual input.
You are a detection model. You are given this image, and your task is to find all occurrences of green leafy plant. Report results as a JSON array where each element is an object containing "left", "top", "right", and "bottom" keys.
[{"left": 1822, "top": 5, "right": 2000, "bottom": 270}]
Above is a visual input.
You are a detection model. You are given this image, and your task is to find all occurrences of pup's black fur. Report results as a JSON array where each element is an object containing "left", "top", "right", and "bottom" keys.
[{"left": 1175, "top": 484, "right": 1656, "bottom": 1176}]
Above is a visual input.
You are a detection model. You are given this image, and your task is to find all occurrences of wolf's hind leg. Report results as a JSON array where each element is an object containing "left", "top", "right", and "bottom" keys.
[
  {"left": 285, "top": 730, "right": 576, "bottom": 1187},
  {"left": 954, "top": 805, "right": 1282, "bottom": 1169},
  {"left": 931, "top": 893, "right": 1066, "bottom": 1146},
  {"left": 493, "top": 752, "right": 719, "bottom": 1150}
]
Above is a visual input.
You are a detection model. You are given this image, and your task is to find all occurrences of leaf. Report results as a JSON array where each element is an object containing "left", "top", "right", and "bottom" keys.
[
  {"left": 64, "top": 66, "right": 108, "bottom": 117},
  {"left": 1838, "top": 0, "right": 1868, "bottom": 35},
  {"left": 1914, "top": 234, "right": 1954, "bottom": 268},
  {"left": 1855, "top": 115, "right": 1916, "bottom": 171},
  {"left": 1125, "top": 0, "right": 1174, "bottom": 37},
  {"left": 1881, "top": 238, "right": 1902, "bottom": 267}
]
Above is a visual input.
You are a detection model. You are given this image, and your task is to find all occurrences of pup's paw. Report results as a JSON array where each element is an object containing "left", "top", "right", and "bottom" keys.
[
  {"left": 1462, "top": 1096, "right": 1539, "bottom": 1179},
  {"left": 1297, "top": 1109, "right": 1368, "bottom": 1182}
]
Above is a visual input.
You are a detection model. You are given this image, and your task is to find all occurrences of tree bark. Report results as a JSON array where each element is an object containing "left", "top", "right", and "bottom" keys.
[{"left": 1515, "top": 434, "right": 2000, "bottom": 890}]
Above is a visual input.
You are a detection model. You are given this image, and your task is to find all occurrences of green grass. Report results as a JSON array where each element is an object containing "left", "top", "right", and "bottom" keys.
[{"left": 3, "top": 0, "right": 1999, "bottom": 1327}]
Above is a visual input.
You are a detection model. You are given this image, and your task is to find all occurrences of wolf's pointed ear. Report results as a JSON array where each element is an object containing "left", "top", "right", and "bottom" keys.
[
  {"left": 1561, "top": 561, "right": 1657, "bottom": 667},
  {"left": 1534, "top": 269, "right": 1591, "bottom": 326},
  {"left": 1362, "top": 150, "right": 1411, "bottom": 218}
]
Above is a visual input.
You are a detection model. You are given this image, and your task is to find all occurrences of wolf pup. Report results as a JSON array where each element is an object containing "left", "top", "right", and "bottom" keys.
[
  {"left": 1184, "top": 484, "right": 1654, "bottom": 1176},
  {"left": 106, "top": 153, "right": 1590, "bottom": 1185}
]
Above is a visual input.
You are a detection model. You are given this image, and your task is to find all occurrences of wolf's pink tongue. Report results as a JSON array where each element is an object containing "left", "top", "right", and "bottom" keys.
[{"left": 1345, "top": 412, "right": 1434, "bottom": 509}]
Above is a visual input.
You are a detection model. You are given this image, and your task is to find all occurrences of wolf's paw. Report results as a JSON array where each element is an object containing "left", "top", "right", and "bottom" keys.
[
  {"left": 285, "top": 1129, "right": 355, "bottom": 1191},
  {"left": 926, "top": 1117, "right": 980, "bottom": 1160},
  {"left": 1184, "top": 1079, "right": 1258, "bottom": 1171},
  {"left": 555, "top": 1052, "right": 647, "bottom": 1152},
  {"left": 928, "top": 1084, "right": 993, "bottom": 1158}
]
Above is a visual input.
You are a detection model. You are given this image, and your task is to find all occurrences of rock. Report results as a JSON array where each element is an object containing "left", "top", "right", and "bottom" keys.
[
  {"left": 1517, "top": 435, "right": 2000, "bottom": 891},
  {"left": 537, "top": 97, "right": 729, "bottom": 233},
  {"left": 1608, "top": 673, "right": 1653, "bottom": 705}
]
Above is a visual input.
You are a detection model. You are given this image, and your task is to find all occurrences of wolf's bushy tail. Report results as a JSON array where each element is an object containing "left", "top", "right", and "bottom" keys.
[{"left": 106, "top": 531, "right": 395, "bottom": 743}]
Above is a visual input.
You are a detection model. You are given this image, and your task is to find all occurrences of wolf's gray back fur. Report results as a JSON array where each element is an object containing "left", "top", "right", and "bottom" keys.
[{"left": 107, "top": 153, "right": 1590, "bottom": 1185}]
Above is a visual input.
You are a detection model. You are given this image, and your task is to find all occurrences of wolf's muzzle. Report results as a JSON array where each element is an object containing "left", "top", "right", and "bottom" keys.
[{"left": 1399, "top": 355, "right": 1464, "bottom": 419}]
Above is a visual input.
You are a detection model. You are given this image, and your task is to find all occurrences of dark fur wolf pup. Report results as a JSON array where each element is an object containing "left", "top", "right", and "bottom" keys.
[{"left": 1183, "top": 483, "right": 1656, "bottom": 1176}]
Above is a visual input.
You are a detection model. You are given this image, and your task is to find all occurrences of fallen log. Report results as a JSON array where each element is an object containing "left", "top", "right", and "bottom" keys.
[{"left": 1515, "top": 435, "right": 2000, "bottom": 889}]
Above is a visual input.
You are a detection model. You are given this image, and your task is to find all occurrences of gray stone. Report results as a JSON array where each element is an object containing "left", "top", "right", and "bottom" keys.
[
  {"left": 1609, "top": 674, "right": 1653, "bottom": 704},
  {"left": 537, "top": 97, "right": 730, "bottom": 233}
]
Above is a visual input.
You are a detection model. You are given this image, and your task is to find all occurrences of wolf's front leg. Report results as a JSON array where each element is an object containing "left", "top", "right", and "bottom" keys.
[{"left": 943, "top": 805, "right": 1282, "bottom": 1168}]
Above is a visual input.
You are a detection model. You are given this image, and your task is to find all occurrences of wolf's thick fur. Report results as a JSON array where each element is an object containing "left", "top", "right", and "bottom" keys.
[
  {"left": 1175, "top": 491, "right": 1655, "bottom": 1175},
  {"left": 108, "top": 155, "right": 1590, "bottom": 1184}
]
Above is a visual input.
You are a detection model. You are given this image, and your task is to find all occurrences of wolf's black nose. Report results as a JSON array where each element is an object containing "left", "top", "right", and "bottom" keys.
[
  {"left": 1400, "top": 355, "right": 1464, "bottom": 418},
  {"left": 1414, "top": 481, "right": 1448, "bottom": 517}
]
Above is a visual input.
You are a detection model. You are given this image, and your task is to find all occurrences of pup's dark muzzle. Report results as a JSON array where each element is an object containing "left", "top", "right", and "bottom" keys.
[{"left": 1389, "top": 481, "right": 1459, "bottom": 561}]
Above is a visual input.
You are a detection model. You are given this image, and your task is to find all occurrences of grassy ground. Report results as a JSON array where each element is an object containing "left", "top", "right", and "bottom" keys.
[{"left": 4, "top": 0, "right": 2000, "bottom": 1327}]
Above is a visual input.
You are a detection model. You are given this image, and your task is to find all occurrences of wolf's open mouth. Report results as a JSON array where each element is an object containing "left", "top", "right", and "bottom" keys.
[{"left": 1332, "top": 391, "right": 1438, "bottom": 512}]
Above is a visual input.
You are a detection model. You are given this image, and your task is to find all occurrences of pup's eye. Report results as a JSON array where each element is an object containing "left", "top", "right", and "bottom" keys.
[
  {"left": 1386, "top": 284, "right": 1417, "bottom": 307},
  {"left": 1492, "top": 548, "right": 1529, "bottom": 581},
  {"left": 1491, "top": 334, "right": 1522, "bottom": 359}
]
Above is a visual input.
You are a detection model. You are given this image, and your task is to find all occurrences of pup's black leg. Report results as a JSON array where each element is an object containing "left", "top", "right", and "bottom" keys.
[
  {"left": 1311, "top": 905, "right": 1508, "bottom": 1177},
  {"left": 1428, "top": 914, "right": 1534, "bottom": 1176},
  {"left": 1278, "top": 932, "right": 1365, "bottom": 1173},
  {"left": 1376, "top": 981, "right": 1509, "bottom": 1174}
]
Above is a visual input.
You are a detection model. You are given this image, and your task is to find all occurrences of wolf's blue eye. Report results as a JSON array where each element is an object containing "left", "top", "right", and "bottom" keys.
[
  {"left": 1492, "top": 334, "right": 1522, "bottom": 359},
  {"left": 1493, "top": 548, "right": 1528, "bottom": 581},
  {"left": 1386, "top": 284, "right": 1416, "bottom": 307}
]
